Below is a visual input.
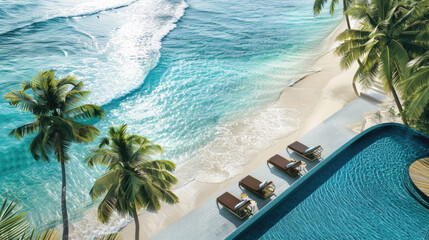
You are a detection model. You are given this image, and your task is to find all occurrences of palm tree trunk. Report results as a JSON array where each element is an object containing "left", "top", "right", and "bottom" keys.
[
  {"left": 352, "top": 79, "right": 359, "bottom": 96},
  {"left": 343, "top": 0, "right": 358, "bottom": 96},
  {"left": 61, "top": 162, "right": 69, "bottom": 240},
  {"left": 390, "top": 87, "right": 409, "bottom": 126},
  {"left": 343, "top": 0, "right": 351, "bottom": 29},
  {"left": 344, "top": 14, "right": 351, "bottom": 29},
  {"left": 132, "top": 206, "right": 140, "bottom": 240}
]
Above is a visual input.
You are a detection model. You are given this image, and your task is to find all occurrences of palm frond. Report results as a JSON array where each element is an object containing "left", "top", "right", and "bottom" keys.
[
  {"left": 400, "top": 66, "right": 429, "bottom": 96},
  {"left": 137, "top": 181, "right": 162, "bottom": 212},
  {"left": 4, "top": 90, "right": 45, "bottom": 115},
  {"left": 34, "top": 229, "right": 59, "bottom": 240},
  {"left": 313, "top": 0, "right": 328, "bottom": 15},
  {"left": 53, "top": 136, "right": 71, "bottom": 163},
  {"left": 71, "top": 122, "right": 101, "bottom": 143},
  {"left": 156, "top": 188, "right": 179, "bottom": 205},
  {"left": 39, "top": 133, "right": 53, "bottom": 162},
  {"left": 90, "top": 170, "right": 121, "bottom": 200},
  {"left": 389, "top": 40, "right": 410, "bottom": 72},
  {"left": 95, "top": 233, "right": 123, "bottom": 240},
  {"left": 29, "top": 132, "right": 46, "bottom": 161},
  {"left": 0, "top": 198, "right": 30, "bottom": 240},
  {"left": 62, "top": 90, "right": 91, "bottom": 111},
  {"left": 336, "top": 29, "right": 371, "bottom": 41},
  {"left": 85, "top": 149, "right": 119, "bottom": 168},
  {"left": 56, "top": 75, "right": 78, "bottom": 88},
  {"left": 406, "top": 86, "right": 429, "bottom": 118},
  {"left": 337, "top": 44, "right": 367, "bottom": 69},
  {"left": 329, "top": 0, "right": 339, "bottom": 14},
  {"left": 97, "top": 186, "right": 118, "bottom": 224},
  {"left": 20, "top": 80, "right": 34, "bottom": 91},
  {"left": 65, "top": 104, "right": 105, "bottom": 120},
  {"left": 141, "top": 160, "right": 176, "bottom": 172},
  {"left": 98, "top": 137, "right": 110, "bottom": 148},
  {"left": 9, "top": 121, "right": 40, "bottom": 139}
]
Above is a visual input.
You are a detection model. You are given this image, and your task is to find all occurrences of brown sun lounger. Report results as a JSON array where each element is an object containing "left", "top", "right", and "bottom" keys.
[
  {"left": 216, "top": 192, "right": 253, "bottom": 219},
  {"left": 287, "top": 141, "right": 323, "bottom": 161},
  {"left": 239, "top": 175, "right": 275, "bottom": 199},
  {"left": 267, "top": 154, "right": 302, "bottom": 177}
]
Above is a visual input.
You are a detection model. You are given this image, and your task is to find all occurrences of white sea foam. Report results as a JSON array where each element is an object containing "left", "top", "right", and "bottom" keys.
[
  {"left": 73, "top": 0, "right": 188, "bottom": 106},
  {"left": 48, "top": 0, "right": 137, "bottom": 17},
  {"left": 46, "top": 0, "right": 138, "bottom": 19},
  {"left": 193, "top": 103, "right": 300, "bottom": 183},
  {"left": 0, "top": 0, "right": 138, "bottom": 35},
  {"left": 68, "top": 207, "right": 132, "bottom": 239}
]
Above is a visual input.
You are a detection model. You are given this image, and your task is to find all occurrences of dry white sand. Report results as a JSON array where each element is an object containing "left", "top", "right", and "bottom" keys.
[
  {"left": 348, "top": 97, "right": 402, "bottom": 133},
  {"left": 119, "top": 19, "right": 360, "bottom": 239}
]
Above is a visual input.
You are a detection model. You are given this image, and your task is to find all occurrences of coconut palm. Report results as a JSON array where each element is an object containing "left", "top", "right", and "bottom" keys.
[
  {"left": 314, "top": 0, "right": 354, "bottom": 29},
  {"left": 335, "top": 0, "right": 428, "bottom": 125},
  {"left": 4, "top": 70, "right": 105, "bottom": 240},
  {"left": 85, "top": 124, "right": 179, "bottom": 240}
]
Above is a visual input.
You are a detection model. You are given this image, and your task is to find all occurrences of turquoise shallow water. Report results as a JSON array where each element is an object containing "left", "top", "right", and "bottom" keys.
[
  {"left": 0, "top": 0, "right": 342, "bottom": 235},
  {"left": 233, "top": 125, "right": 429, "bottom": 239}
]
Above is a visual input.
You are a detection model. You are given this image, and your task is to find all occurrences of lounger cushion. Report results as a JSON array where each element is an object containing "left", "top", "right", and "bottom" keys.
[
  {"left": 259, "top": 181, "right": 268, "bottom": 188},
  {"left": 234, "top": 200, "right": 246, "bottom": 209},
  {"left": 286, "top": 162, "right": 295, "bottom": 168},
  {"left": 305, "top": 146, "right": 318, "bottom": 153}
]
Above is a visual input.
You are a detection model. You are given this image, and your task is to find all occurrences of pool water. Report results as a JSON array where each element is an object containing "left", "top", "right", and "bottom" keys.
[{"left": 232, "top": 124, "right": 429, "bottom": 239}]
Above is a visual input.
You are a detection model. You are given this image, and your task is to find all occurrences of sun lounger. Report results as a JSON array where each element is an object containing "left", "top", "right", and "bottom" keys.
[
  {"left": 239, "top": 175, "right": 275, "bottom": 199},
  {"left": 267, "top": 154, "right": 302, "bottom": 177},
  {"left": 287, "top": 141, "right": 323, "bottom": 161},
  {"left": 216, "top": 192, "right": 253, "bottom": 219}
]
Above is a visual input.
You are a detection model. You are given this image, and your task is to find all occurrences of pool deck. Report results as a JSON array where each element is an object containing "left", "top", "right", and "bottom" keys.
[
  {"left": 409, "top": 158, "right": 429, "bottom": 198},
  {"left": 152, "top": 97, "right": 379, "bottom": 240}
]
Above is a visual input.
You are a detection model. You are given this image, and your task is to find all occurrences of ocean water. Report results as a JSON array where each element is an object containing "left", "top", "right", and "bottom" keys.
[{"left": 0, "top": 0, "right": 342, "bottom": 237}]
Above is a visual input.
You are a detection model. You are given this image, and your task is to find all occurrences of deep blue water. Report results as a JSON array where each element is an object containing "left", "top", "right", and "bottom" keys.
[
  {"left": 0, "top": 0, "right": 343, "bottom": 236},
  {"left": 234, "top": 125, "right": 429, "bottom": 239}
]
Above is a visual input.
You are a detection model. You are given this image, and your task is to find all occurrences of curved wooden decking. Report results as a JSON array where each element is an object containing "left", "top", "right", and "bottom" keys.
[{"left": 409, "top": 157, "right": 429, "bottom": 198}]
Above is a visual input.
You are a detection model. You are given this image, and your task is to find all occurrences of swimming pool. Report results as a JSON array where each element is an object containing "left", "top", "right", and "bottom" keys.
[{"left": 229, "top": 123, "right": 429, "bottom": 239}]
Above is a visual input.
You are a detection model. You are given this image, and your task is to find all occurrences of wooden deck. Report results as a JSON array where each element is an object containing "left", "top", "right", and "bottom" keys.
[{"left": 409, "top": 157, "right": 429, "bottom": 198}]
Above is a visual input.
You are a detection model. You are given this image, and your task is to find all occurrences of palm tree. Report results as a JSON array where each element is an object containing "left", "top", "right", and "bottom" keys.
[
  {"left": 85, "top": 124, "right": 179, "bottom": 240},
  {"left": 4, "top": 70, "right": 105, "bottom": 240},
  {"left": 314, "top": 0, "right": 354, "bottom": 29},
  {"left": 335, "top": 0, "right": 428, "bottom": 125}
]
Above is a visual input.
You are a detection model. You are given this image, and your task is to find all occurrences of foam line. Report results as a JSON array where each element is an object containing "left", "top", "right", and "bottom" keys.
[{"left": 0, "top": 0, "right": 139, "bottom": 36}]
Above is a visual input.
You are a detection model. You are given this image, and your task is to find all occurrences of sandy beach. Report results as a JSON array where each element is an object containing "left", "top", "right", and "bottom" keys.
[{"left": 119, "top": 19, "right": 359, "bottom": 239}]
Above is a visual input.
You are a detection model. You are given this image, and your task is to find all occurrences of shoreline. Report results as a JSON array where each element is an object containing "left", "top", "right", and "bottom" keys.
[{"left": 119, "top": 19, "right": 360, "bottom": 239}]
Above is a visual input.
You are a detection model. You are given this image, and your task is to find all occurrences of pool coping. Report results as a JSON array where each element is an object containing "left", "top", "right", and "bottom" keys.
[{"left": 226, "top": 123, "right": 429, "bottom": 239}]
